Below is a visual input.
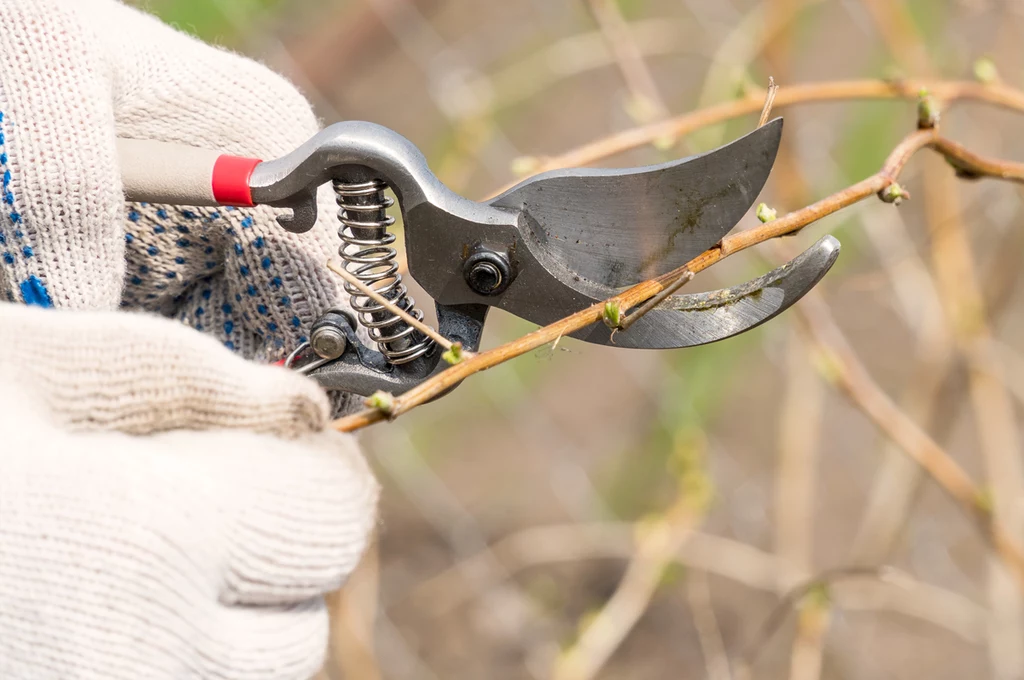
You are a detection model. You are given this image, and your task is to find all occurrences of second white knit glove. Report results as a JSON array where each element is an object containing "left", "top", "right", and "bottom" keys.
[{"left": 0, "top": 303, "right": 379, "bottom": 680}]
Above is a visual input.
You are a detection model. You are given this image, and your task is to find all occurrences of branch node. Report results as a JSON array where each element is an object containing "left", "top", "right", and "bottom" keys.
[
  {"left": 879, "top": 181, "right": 910, "bottom": 205},
  {"left": 442, "top": 342, "right": 465, "bottom": 365},
  {"left": 618, "top": 270, "right": 694, "bottom": 332},
  {"left": 365, "top": 390, "right": 396, "bottom": 417},
  {"left": 756, "top": 202, "right": 778, "bottom": 223},
  {"left": 602, "top": 299, "right": 623, "bottom": 329},
  {"left": 917, "top": 88, "right": 940, "bottom": 129}
]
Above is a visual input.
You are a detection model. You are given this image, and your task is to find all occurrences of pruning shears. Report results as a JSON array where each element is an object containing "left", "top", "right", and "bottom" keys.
[{"left": 117, "top": 118, "right": 840, "bottom": 396}]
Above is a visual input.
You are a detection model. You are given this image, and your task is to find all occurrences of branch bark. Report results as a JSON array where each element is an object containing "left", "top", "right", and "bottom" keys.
[{"left": 487, "top": 78, "right": 1024, "bottom": 196}]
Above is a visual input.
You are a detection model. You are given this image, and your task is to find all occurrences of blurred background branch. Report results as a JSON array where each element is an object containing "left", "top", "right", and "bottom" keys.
[{"left": 138, "top": 0, "right": 1024, "bottom": 677}]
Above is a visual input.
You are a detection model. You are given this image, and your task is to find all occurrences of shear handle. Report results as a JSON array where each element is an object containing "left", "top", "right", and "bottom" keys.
[{"left": 116, "top": 138, "right": 262, "bottom": 207}]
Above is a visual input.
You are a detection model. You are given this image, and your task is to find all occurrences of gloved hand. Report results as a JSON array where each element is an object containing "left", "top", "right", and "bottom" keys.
[
  {"left": 0, "top": 0, "right": 379, "bottom": 678},
  {"left": 0, "top": 304, "right": 378, "bottom": 679},
  {"left": 0, "top": 0, "right": 346, "bottom": 362}
]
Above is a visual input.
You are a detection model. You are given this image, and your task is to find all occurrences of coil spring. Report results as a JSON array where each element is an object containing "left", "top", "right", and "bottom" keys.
[{"left": 334, "top": 178, "right": 433, "bottom": 365}]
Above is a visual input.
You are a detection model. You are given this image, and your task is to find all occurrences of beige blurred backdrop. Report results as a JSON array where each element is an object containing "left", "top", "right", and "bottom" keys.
[{"left": 134, "top": 1, "right": 1024, "bottom": 678}]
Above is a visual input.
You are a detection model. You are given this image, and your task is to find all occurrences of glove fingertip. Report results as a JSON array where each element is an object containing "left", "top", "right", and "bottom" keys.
[{"left": 249, "top": 365, "right": 332, "bottom": 438}]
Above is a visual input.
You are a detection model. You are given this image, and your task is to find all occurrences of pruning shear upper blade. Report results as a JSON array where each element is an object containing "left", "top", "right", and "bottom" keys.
[{"left": 488, "top": 118, "right": 784, "bottom": 291}]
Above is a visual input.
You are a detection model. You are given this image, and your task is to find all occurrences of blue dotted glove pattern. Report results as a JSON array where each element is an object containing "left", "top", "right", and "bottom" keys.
[
  {"left": 118, "top": 200, "right": 338, "bottom": 362},
  {"left": 0, "top": 111, "right": 51, "bottom": 308}
]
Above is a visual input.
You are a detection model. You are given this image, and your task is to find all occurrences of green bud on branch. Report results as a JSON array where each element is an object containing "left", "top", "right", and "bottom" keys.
[
  {"left": 879, "top": 182, "right": 910, "bottom": 205},
  {"left": 442, "top": 342, "right": 464, "bottom": 365},
  {"left": 603, "top": 299, "right": 622, "bottom": 328},
  {"left": 365, "top": 390, "right": 395, "bottom": 415},
  {"left": 756, "top": 202, "right": 777, "bottom": 223},
  {"left": 917, "top": 89, "right": 940, "bottom": 129}
]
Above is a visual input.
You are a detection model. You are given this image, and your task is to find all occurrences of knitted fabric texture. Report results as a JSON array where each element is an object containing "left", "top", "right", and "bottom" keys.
[
  {"left": 0, "top": 1, "right": 380, "bottom": 677},
  {"left": 0, "top": 303, "right": 380, "bottom": 679},
  {"left": 0, "top": 0, "right": 348, "bottom": 363}
]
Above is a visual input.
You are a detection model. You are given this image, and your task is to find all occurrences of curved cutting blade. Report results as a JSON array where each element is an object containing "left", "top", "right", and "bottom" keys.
[
  {"left": 488, "top": 118, "right": 783, "bottom": 289},
  {"left": 571, "top": 235, "right": 841, "bottom": 348}
]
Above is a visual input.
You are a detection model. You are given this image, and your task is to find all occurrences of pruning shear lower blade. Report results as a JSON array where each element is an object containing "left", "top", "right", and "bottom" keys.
[{"left": 575, "top": 235, "right": 840, "bottom": 348}]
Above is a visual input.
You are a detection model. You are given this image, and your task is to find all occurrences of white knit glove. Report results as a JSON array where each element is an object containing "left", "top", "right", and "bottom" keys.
[
  {"left": 0, "top": 1, "right": 380, "bottom": 678},
  {"left": 0, "top": 304, "right": 379, "bottom": 679},
  {"left": 0, "top": 0, "right": 346, "bottom": 361}
]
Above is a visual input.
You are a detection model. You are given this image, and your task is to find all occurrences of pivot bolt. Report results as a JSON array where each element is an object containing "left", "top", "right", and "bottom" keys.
[
  {"left": 464, "top": 249, "right": 514, "bottom": 296},
  {"left": 310, "top": 323, "right": 348, "bottom": 360}
]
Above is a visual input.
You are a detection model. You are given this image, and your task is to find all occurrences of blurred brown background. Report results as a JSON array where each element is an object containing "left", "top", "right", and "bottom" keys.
[{"left": 138, "top": 0, "right": 1024, "bottom": 678}]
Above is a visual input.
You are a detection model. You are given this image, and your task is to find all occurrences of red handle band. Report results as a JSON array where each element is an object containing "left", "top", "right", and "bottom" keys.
[{"left": 212, "top": 155, "right": 261, "bottom": 206}]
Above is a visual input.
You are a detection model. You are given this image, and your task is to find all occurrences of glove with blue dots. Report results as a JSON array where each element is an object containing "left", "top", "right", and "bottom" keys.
[{"left": 0, "top": 0, "right": 350, "bottom": 369}]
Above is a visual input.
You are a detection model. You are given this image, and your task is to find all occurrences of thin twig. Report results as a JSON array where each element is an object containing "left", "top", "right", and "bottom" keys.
[
  {"left": 326, "top": 260, "right": 468, "bottom": 355},
  {"left": 737, "top": 566, "right": 882, "bottom": 673},
  {"left": 859, "top": 0, "right": 932, "bottom": 74},
  {"left": 687, "top": 571, "right": 733, "bottom": 680},
  {"left": 758, "top": 76, "right": 780, "bottom": 127},
  {"left": 775, "top": 326, "right": 822, "bottom": 578},
  {"left": 333, "top": 128, "right": 1024, "bottom": 432},
  {"left": 550, "top": 507, "right": 703, "bottom": 680},
  {"left": 400, "top": 522, "right": 987, "bottom": 642},
  {"left": 486, "top": 78, "right": 1024, "bottom": 198},
  {"left": 922, "top": 162, "right": 1024, "bottom": 677},
  {"left": 849, "top": 202, "right": 952, "bottom": 563},
  {"left": 793, "top": 290, "right": 1024, "bottom": 589},
  {"left": 757, "top": 69, "right": 821, "bottom": 597},
  {"left": 877, "top": 17, "right": 1023, "bottom": 671},
  {"left": 551, "top": 432, "right": 710, "bottom": 680},
  {"left": 614, "top": 269, "right": 693, "bottom": 334},
  {"left": 788, "top": 598, "right": 830, "bottom": 680},
  {"left": 756, "top": 33, "right": 826, "bottom": 675},
  {"left": 584, "top": 0, "right": 670, "bottom": 123},
  {"left": 859, "top": 4, "right": 1024, "bottom": 671},
  {"left": 691, "top": 0, "right": 823, "bottom": 151}
]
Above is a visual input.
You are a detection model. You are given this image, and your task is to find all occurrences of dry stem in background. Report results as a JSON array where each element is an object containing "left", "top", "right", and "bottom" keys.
[
  {"left": 332, "top": 78, "right": 1024, "bottom": 590},
  {"left": 584, "top": 0, "right": 670, "bottom": 124},
  {"left": 328, "top": 74, "right": 1024, "bottom": 676},
  {"left": 793, "top": 291, "right": 1024, "bottom": 588},
  {"left": 856, "top": 3, "right": 1024, "bottom": 673},
  {"left": 404, "top": 521, "right": 987, "bottom": 643},
  {"left": 489, "top": 77, "right": 1024, "bottom": 191},
  {"left": 551, "top": 432, "right": 711, "bottom": 680}
]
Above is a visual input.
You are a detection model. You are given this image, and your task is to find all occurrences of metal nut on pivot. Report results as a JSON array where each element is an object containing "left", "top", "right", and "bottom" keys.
[
  {"left": 310, "top": 320, "right": 349, "bottom": 360},
  {"left": 464, "top": 249, "right": 514, "bottom": 296}
]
